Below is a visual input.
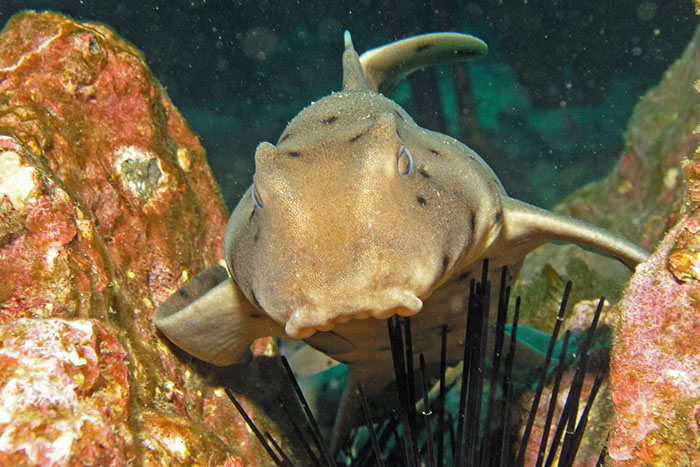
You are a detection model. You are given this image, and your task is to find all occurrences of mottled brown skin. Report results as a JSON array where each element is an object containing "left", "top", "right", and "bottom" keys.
[{"left": 153, "top": 32, "right": 648, "bottom": 447}]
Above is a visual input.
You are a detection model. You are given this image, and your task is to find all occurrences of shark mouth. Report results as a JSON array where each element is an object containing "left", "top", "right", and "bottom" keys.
[{"left": 283, "top": 291, "right": 424, "bottom": 339}]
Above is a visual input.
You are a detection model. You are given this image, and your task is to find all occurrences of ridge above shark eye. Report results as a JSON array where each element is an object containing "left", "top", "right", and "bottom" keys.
[
  {"left": 251, "top": 183, "right": 263, "bottom": 209},
  {"left": 397, "top": 146, "right": 414, "bottom": 176}
]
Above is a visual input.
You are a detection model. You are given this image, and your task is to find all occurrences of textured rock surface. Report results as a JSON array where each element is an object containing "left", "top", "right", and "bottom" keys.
[
  {"left": 518, "top": 371, "right": 610, "bottom": 467},
  {"left": 590, "top": 19, "right": 700, "bottom": 465},
  {"left": 605, "top": 7, "right": 700, "bottom": 462},
  {"left": 0, "top": 10, "right": 298, "bottom": 465},
  {"left": 0, "top": 318, "right": 131, "bottom": 465},
  {"left": 528, "top": 16, "right": 700, "bottom": 466},
  {"left": 607, "top": 153, "right": 700, "bottom": 465}
]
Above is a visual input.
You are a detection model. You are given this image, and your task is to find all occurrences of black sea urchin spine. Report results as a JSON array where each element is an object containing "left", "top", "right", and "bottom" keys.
[{"left": 227, "top": 258, "right": 610, "bottom": 466}]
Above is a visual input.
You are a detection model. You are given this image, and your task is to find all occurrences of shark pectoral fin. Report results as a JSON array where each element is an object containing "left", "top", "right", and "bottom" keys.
[
  {"left": 501, "top": 198, "right": 649, "bottom": 270},
  {"left": 358, "top": 32, "right": 488, "bottom": 94},
  {"left": 153, "top": 266, "right": 283, "bottom": 366}
]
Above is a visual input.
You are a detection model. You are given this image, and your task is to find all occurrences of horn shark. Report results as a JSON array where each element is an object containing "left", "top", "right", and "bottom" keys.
[{"left": 154, "top": 31, "right": 647, "bottom": 447}]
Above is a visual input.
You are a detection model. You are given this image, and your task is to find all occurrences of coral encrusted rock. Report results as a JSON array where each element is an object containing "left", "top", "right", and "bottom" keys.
[
  {"left": 605, "top": 21, "right": 700, "bottom": 467},
  {"left": 607, "top": 145, "right": 700, "bottom": 466},
  {"left": 0, "top": 10, "right": 297, "bottom": 465}
]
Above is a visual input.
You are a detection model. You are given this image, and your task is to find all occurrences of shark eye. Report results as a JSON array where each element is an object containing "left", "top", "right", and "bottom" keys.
[
  {"left": 397, "top": 146, "right": 414, "bottom": 176},
  {"left": 251, "top": 183, "right": 263, "bottom": 209}
]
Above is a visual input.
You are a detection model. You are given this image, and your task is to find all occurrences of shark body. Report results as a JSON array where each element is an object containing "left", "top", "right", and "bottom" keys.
[{"left": 154, "top": 31, "right": 647, "bottom": 446}]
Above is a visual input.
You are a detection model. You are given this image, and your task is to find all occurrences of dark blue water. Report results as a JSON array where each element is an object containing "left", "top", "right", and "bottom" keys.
[{"left": 1, "top": 0, "right": 696, "bottom": 209}]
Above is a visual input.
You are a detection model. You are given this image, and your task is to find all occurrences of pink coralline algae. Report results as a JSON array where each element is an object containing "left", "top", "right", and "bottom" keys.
[
  {"left": 517, "top": 370, "right": 611, "bottom": 467},
  {"left": 0, "top": 318, "right": 131, "bottom": 465},
  {"left": 607, "top": 121, "right": 700, "bottom": 464},
  {"left": 608, "top": 218, "right": 700, "bottom": 465},
  {"left": 0, "top": 10, "right": 295, "bottom": 465}
]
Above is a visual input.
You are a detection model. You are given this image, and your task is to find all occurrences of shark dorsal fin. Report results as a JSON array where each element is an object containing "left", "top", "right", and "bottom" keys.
[{"left": 342, "top": 31, "right": 372, "bottom": 92}]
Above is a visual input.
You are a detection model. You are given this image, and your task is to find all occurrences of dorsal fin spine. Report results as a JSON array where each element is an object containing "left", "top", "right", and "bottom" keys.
[{"left": 341, "top": 30, "right": 371, "bottom": 92}]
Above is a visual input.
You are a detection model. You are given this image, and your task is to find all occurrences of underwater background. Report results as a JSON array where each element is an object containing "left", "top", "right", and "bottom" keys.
[{"left": 0, "top": 0, "right": 696, "bottom": 210}]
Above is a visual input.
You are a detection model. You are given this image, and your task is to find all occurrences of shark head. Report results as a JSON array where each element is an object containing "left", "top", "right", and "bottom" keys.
[{"left": 224, "top": 33, "right": 502, "bottom": 338}]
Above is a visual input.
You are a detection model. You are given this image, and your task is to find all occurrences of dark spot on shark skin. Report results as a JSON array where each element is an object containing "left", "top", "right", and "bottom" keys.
[
  {"left": 288, "top": 151, "right": 301, "bottom": 158},
  {"left": 417, "top": 196, "right": 427, "bottom": 206},
  {"left": 470, "top": 212, "right": 476, "bottom": 232},
  {"left": 441, "top": 254, "right": 450, "bottom": 277},
  {"left": 429, "top": 148, "right": 441, "bottom": 157},
  {"left": 178, "top": 289, "right": 190, "bottom": 299},
  {"left": 323, "top": 116, "right": 338, "bottom": 124},
  {"left": 454, "top": 49, "right": 479, "bottom": 57},
  {"left": 350, "top": 129, "right": 369, "bottom": 143},
  {"left": 278, "top": 132, "right": 291, "bottom": 143},
  {"left": 494, "top": 210, "right": 503, "bottom": 225},
  {"left": 457, "top": 270, "right": 473, "bottom": 281},
  {"left": 418, "top": 167, "right": 431, "bottom": 179},
  {"left": 487, "top": 178, "right": 501, "bottom": 204},
  {"left": 394, "top": 110, "right": 404, "bottom": 120},
  {"left": 415, "top": 44, "right": 433, "bottom": 53}
]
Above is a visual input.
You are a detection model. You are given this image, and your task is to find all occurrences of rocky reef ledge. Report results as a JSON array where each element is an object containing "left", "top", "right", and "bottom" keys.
[
  {"left": 607, "top": 83, "right": 700, "bottom": 465},
  {"left": 0, "top": 10, "right": 299, "bottom": 465}
]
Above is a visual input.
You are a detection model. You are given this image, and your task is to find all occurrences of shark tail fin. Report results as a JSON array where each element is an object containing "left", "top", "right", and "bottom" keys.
[{"left": 359, "top": 32, "right": 488, "bottom": 94}]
